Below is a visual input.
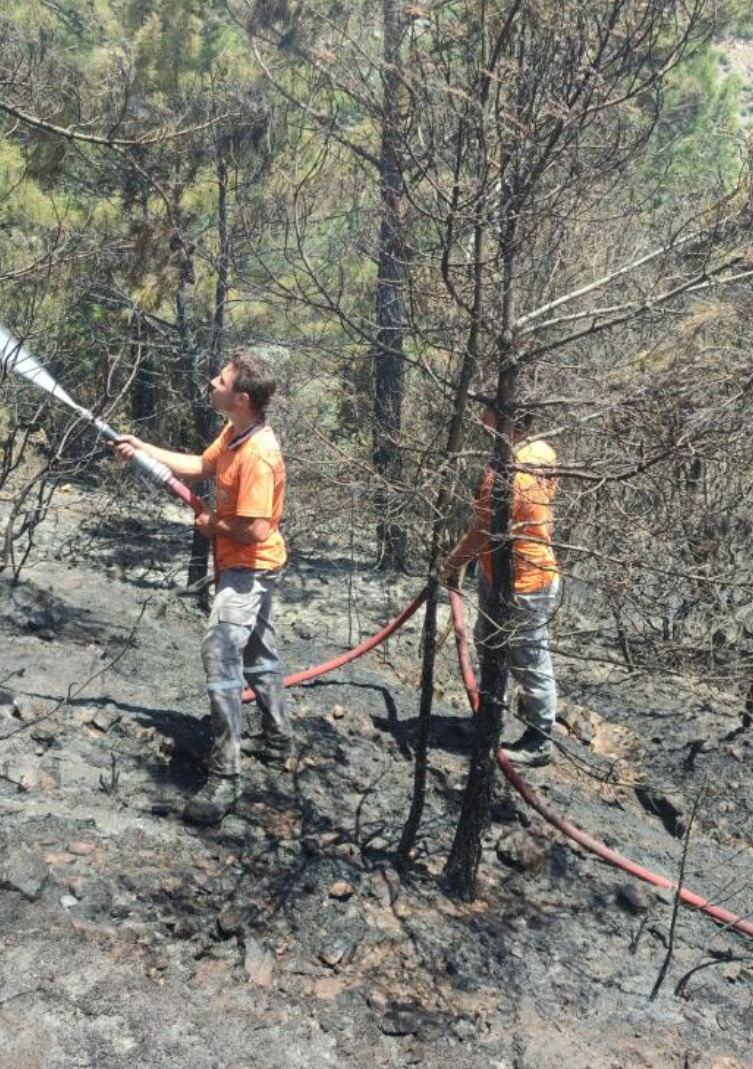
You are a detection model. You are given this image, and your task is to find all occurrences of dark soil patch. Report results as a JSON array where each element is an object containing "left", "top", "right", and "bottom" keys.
[{"left": 1, "top": 487, "right": 752, "bottom": 1069}]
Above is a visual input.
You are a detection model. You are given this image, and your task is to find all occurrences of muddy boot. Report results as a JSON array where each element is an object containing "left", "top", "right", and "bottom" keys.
[
  {"left": 204, "top": 683, "right": 243, "bottom": 779},
  {"left": 183, "top": 774, "right": 240, "bottom": 825},
  {"left": 242, "top": 730, "right": 295, "bottom": 770},
  {"left": 500, "top": 727, "right": 553, "bottom": 768},
  {"left": 244, "top": 671, "right": 294, "bottom": 769}
]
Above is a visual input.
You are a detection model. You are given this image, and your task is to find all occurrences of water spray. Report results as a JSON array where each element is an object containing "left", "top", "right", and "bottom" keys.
[{"left": 0, "top": 323, "right": 204, "bottom": 515}]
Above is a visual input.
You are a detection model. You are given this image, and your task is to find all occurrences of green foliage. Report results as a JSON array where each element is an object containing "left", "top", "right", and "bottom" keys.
[
  {"left": 642, "top": 41, "right": 744, "bottom": 207},
  {"left": 2, "top": 0, "right": 753, "bottom": 583}
]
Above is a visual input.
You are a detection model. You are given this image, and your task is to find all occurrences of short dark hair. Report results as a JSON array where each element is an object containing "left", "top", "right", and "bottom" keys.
[
  {"left": 472, "top": 392, "right": 535, "bottom": 431},
  {"left": 230, "top": 351, "right": 277, "bottom": 414}
]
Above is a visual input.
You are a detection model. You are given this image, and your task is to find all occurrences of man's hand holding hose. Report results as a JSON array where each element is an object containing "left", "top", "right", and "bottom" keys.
[
  {"left": 114, "top": 434, "right": 208, "bottom": 480},
  {"left": 113, "top": 434, "right": 210, "bottom": 526}
]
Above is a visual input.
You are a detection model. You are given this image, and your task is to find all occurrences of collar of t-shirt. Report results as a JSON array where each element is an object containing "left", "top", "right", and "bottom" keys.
[{"left": 228, "top": 420, "right": 266, "bottom": 451}]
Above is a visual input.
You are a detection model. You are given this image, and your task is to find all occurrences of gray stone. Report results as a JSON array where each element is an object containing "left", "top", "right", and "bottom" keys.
[
  {"left": 0, "top": 700, "right": 17, "bottom": 722},
  {"left": 495, "top": 830, "right": 547, "bottom": 873},
  {"left": 217, "top": 907, "right": 245, "bottom": 939},
  {"left": 91, "top": 705, "right": 122, "bottom": 733},
  {"left": 381, "top": 1009, "right": 423, "bottom": 1036},
  {"left": 30, "top": 725, "right": 57, "bottom": 746},
  {"left": 1, "top": 758, "right": 40, "bottom": 791},
  {"left": 0, "top": 844, "right": 49, "bottom": 901},
  {"left": 381, "top": 1005, "right": 437, "bottom": 1037},
  {"left": 452, "top": 1017, "right": 477, "bottom": 1041},
  {"left": 635, "top": 786, "right": 686, "bottom": 838},
  {"left": 318, "top": 937, "right": 354, "bottom": 967},
  {"left": 9, "top": 695, "right": 44, "bottom": 724},
  {"left": 615, "top": 882, "right": 651, "bottom": 915},
  {"left": 243, "top": 935, "right": 275, "bottom": 986}
]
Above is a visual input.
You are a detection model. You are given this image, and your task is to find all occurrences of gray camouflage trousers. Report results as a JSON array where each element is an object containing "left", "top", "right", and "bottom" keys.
[
  {"left": 201, "top": 568, "right": 292, "bottom": 776},
  {"left": 474, "top": 572, "right": 559, "bottom": 734}
]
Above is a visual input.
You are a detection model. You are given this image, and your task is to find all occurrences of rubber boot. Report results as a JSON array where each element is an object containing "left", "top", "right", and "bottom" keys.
[
  {"left": 205, "top": 685, "right": 243, "bottom": 778},
  {"left": 500, "top": 726, "right": 553, "bottom": 768},
  {"left": 244, "top": 671, "right": 294, "bottom": 768},
  {"left": 183, "top": 774, "right": 240, "bottom": 825}
]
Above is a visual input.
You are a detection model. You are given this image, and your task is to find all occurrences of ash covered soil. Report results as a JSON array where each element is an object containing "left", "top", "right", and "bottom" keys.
[{"left": 1, "top": 482, "right": 752, "bottom": 1069}]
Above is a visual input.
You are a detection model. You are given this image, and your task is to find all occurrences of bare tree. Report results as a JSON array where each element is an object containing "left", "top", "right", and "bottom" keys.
[
  {"left": 372, "top": 0, "right": 408, "bottom": 569},
  {"left": 378, "top": 0, "right": 746, "bottom": 897}
]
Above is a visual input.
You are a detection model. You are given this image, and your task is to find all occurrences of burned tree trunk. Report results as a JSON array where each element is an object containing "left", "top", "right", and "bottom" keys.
[
  {"left": 445, "top": 201, "right": 520, "bottom": 897},
  {"left": 373, "top": 0, "right": 407, "bottom": 571}
]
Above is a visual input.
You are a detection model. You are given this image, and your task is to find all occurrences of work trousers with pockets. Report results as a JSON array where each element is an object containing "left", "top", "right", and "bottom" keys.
[
  {"left": 474, "top": 572, "right": 559, "bottom": 735},
  {"left": 201, "top": 567, "right": 291, "bottom": 776}
]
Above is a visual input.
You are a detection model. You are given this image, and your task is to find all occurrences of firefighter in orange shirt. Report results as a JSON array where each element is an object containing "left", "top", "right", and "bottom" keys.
[
  {"left": 116, "top": 352, "right": 292, "bottom": 823},
  {"left": 442, "top": 406, "right": 559, "bottom": 767}
]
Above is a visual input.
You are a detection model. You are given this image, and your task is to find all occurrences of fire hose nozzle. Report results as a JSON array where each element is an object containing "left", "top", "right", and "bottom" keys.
[
  {"left": 128, "top": 448, "right": 173, "bottom": 485},
  {"left": 86, "top": 418, "right": 171, "bottom": 485}
]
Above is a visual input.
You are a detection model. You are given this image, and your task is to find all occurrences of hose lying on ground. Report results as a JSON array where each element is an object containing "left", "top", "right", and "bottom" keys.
[
  {"left": 147, "top": 474, "right": 753, "bottom": 942},
  {"left": 33, "top": 373, "right": 743, "bottom": 945},
  {"left": 241, "top": 587, "right": 428, "bottom": 702},
  {"left": 447, "top": 588, "right": 753, "bottom": 940}
]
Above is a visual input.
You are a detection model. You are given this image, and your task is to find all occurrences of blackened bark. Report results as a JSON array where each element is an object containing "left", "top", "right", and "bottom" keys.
[
  {"left": 395, "top": 574, "right": 439, "bottom": 873},
  {"left": 442, "top": 683, "right": 506, "bottom": 898},
  {"left": 444, "top": 186, "right": 520, "bottom": 896},
  {"left": 185, "top": 150, "right": 230, "bottom": 602},
  {"left": 208, "top": 151, "right": 229, "bottom": 385},
  {"left": 373, "top": 0, "right": 407, "bottom": 571},
  {"left": 395, "top": 207, "right": 486, "bottom": 871},
  {"left": 130, "top": 320, "right": 157, "bottom": 432},
  {"left": 175, "top": 276, "right": 214, "bottom": 594},
  {"left": 175, "top": 148, "right": 230, "bottom": 596},
  {"left": 443, "top": 374, "right": 516, "bottom": 899}
]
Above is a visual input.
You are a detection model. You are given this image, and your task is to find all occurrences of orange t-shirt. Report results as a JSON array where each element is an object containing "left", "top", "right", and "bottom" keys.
[
  {"left": 202, "top": 423, "right": 287, "bottom": 573},
  {"left": 473, "top": 440, "right": 558, "bottom": 594}
]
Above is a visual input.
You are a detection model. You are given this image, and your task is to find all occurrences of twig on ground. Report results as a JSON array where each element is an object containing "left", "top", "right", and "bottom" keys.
[
  {"left": 674, "top": 950, "right": 743, "bottom": 999},
  {"left": 99, "top": 752, "right": 120, "bottom": 795},
  {"left": 650, "top": 785, "right": 707, "bottom": 1000}
]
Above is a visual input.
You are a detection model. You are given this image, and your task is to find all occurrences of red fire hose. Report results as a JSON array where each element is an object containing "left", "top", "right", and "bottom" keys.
[
  {"left": 166, "top": 475, "right": 205, "bottom": 517},
  {"left": 169, "top": 471, "right": 753, "bottom": 940},
  {"left": 166, "top": 472, "right": 429, "bottom": 701},
  {"left": 241, "top": 588, "right": 428, "bottom": 701},
  {"left": 447, "top": 589, "right": 753, "bottom": 940}
]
